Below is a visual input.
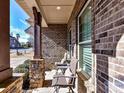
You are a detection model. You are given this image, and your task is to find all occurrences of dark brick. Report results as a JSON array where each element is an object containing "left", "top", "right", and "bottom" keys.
[
  {"left": 98, "top": 0, "right": 105, "bottom": 7},
  {"left": 115, "top": 18, "right": 124, "bottom": 27},
  {"left": 101, "top": 0, "right": 112, "bottom": 9},
  {"left": 101, "top": 50, "right": 113, "bottom": 56},
  {"left": 95, "top": 39, "right": 100, "bottom": 43},
  {"left": 95, "top": 8, "right": 101, "bottom": 15},
  {"left": 101, "top": 72, "right": 109, "bottom": 80},
  {"left": 100, "top": 7, "right": 108, "bottom": 16},
  {"left": 98, "top": 76, "right": 107, "bottom": 85},
  {"left": 99, "top": 32, "right": 108, "bottom": 38},
  {"left": 95, "top": 50, "right": 101, "bottom": 53}
]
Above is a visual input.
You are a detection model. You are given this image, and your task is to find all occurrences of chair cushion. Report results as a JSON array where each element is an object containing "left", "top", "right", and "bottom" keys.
[
  {"left": 52, "top": 76, "right": 67, "bottom": 86},
  {"left": 64, "top": 68, "right": 73, "bottom": 84}
]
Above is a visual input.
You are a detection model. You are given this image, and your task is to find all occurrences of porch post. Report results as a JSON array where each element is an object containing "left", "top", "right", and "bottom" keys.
[
  {"left": 29, "top": 7, "right": 45, "bottom": 88},
  {"left": 0, "top": 0, "right": 12, "bottom": 83},
  {"left": 32, "top": 7, "right": 42, "bottom": 59}
]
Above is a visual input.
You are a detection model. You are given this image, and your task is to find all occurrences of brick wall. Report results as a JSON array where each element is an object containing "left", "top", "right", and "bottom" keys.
[
  {"left": 42, "top": 24, "right": 67, "bottom": 69},
  {"left": 93, "top": 0, "right": 124, "bottom": 92},
  {"left": 68, "top": 0, "right": 124, "bottom": 93}
]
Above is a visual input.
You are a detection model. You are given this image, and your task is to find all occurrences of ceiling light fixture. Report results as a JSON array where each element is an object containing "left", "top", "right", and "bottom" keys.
[{"left": 56, "top": 6, "right": 61, "bottom": 10}]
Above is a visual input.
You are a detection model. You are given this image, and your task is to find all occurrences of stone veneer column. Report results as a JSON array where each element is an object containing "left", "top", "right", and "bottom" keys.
[
  {"left": 29, "top": 59, "right": 45, "bottom": 88},
  {"left": 0, "top": 0, "right": 12, "bottom": 83}
]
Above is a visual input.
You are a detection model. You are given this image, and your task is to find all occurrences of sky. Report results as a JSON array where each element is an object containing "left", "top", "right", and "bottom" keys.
[{"left": 10, "top": 0, "right": 30, "bottom": 43}]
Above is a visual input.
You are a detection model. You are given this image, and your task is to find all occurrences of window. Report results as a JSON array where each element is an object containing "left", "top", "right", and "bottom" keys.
[{"left": 78, "top": 1, "right": 92, "bottom": 76}]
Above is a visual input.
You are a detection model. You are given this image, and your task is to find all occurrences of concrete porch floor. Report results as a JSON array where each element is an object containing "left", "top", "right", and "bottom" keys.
[{"left": 24, "top": 70, "right": 77, "bottom": 93}]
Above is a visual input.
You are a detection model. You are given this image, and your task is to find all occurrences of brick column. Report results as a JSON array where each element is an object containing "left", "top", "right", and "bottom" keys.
[{"left": 0, "top": 0, "right": 12, "bottom": 83}]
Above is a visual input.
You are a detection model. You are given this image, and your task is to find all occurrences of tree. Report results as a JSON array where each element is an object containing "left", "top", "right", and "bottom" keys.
[
  {"left": 16, "top": 33, "right": 20, "bottom": 55},
  {"left": 16, "top": 33, "right": 20, "bottom": 41}
]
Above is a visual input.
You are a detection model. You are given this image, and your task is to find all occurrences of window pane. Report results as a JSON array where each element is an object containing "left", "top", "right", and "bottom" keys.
[
  {"left": 79, "top": 44, "right": 92, "bottom": 75},
  {"left": 79, "top": 2, "right": 91, "bottom": 42}
]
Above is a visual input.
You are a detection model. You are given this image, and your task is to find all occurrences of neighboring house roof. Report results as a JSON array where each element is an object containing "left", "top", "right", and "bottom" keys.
[{"left": 10, "top": 36, "right": 21, "bottom": 49}]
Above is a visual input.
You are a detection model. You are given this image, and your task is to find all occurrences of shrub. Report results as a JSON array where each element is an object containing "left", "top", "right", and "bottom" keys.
[
  {"left": 14, "top": 59, "right": 30, "bottom": 89},
  {"left": 14, "top": 59, "right": 30, "bottom": 73}
]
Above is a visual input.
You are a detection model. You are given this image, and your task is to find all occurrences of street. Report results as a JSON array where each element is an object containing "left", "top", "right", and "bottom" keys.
[{"left": 10, "top": 48, "right": 33, "bottom": 70}]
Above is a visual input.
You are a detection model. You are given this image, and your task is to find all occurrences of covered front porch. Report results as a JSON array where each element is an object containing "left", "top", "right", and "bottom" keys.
[
  {"left": 1, "top": 0, "right": 124, "bottom": 93},
  {"left": 16, "top": 0, "right": 80, "bottom": 92},
  {"left": 17, "top": 0, "right": 87, "bottom": 92},
  {"left": 0, "top": 0, "right": 83, "bottom": 93}
]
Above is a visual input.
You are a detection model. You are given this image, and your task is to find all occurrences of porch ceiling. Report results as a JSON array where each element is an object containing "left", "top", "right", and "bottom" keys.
[
  {"left": 16, "top": 0, "right": 76, "bottom": 25},
  {"left": 16, "top": 0, "right": 48, "bottom": 27},
  {"left": 36, "top": 0, "right": 76, "bottom": 24}
]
